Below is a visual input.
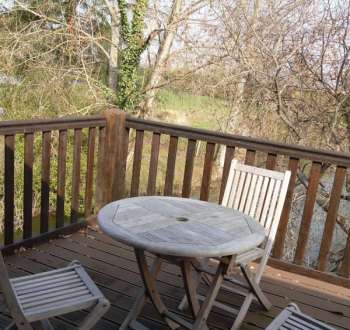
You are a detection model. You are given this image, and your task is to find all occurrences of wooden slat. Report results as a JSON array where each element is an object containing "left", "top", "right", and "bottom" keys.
[
  {"left": 23, "top": 133, "right": 34, "bottom": 239},
  {"left": 273, "top": 158, "right": 299, "bottom": 258},
  {"left": 147, "top": 133, "right": 161, "bottom": 195},
  {"left": 245, "top": 149, "right": 256, "bottom": 165},
  {"left": 70, "top": 128, "right": 82, "bottom": 223},
  {"left": 84, "top": 127, "right": 96, "bottom": 218},
  {"left": 164, "top": 136, "right": 178, "bottom": 196},
  {"left": 111, "top": 111, "right": 127, "bottom": 200},
  {"left": 126, "top": 116, "right": 350, "bottom": 167},
  {"left": 40, "top": 131, "right": 51, "bottom": 234},
  {"left": 238, "top": 172, "right": 252, "bottom": 212},
  {"left": 200, "top": 142, "right": 215, "bottom": 201},
  {"left": 0, "top": 116, "right": 105, "bottom": 135},
  {"left": 219, "top": 146, "right": 235, "bottom": 204},
  {"left": 95, "top": 126, "right": 106, "bottom": 209},
  {"left": 317, "top": 166, "right": 346, "bottom": 271},
  {"left": 56, "top": 130, "right": 67, "bottom": 228},
  {"left": 294, "top": 162, "right": 322, "bottom": 265},
  {"left": 101, "top": 111, "right": 118, "bottom": 204},
  {"left": 4, "top": 135, "right": 15, "bottom": 245},
  {"left": 130, "top": 130, "right": 144, "bottom": 197},
  {"left": 340, "top": 233, "right": 350, "bottom": 278},
  {"left": 182, "top": 139, "right": 196, "bottom": 198},
  {"left": 266, "top": 153, "right": 277, "bottom": 170}
]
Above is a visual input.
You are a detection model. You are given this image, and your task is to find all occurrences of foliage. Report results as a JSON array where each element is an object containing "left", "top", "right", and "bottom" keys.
[{"left": 116, "top": 0, "right": 148, "bottom": 111}]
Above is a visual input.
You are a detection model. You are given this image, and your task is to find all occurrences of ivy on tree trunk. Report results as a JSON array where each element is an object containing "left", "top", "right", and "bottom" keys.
[{"left": 116, "top": 0, "right": 148, "bottom": 111}]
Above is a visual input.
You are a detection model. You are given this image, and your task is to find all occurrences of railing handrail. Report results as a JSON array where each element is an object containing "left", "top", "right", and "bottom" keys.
[
  {"left": 126, "top": 116, "right": 350, "bottom": 167},
  {"left": 2, "top": 113, "right": 349, "bottom": 167},
  {"left": 0, "top": 115, "right": 106, "bottom": 134}
]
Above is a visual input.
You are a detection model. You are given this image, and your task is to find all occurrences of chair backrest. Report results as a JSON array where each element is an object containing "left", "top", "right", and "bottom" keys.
[
  {"left": 0, "top": 250, "right": 30, "bottom": 328},
  {"left": 222, "top": 160, "right": 291, "bottom": 243}
]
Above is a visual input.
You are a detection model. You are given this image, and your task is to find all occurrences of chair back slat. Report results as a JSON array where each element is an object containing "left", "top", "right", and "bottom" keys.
[
  {"left": 233, "top": 171, "right": 246, "bottom": 210},
  {"left": 238, "top": 172, "right": 252, "bottom": 212},
  {"left": 254, "top": 176, "right": 270, "bottom": 224},
  {"left": 248, "top": 175, "right": 263, "bottom": 218},
  {"left": 244, "top": 173, "right": 257, "bottom": 214},
  {"left": 265, "top": 179, "right": 281, "bottom": 230},
  {"left": 222, "top": 160, "right": 291, "bottom": 242}
]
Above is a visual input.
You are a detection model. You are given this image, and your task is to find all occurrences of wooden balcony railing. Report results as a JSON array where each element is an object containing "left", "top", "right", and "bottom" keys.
[
  {"left": 0, "top": 116, "right": 106, "bottom": 251},
  {"left": 1, "top": 109, "right": 350, "bottom": 289}
]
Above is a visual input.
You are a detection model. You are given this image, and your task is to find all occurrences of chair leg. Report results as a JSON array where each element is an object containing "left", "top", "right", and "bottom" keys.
[
  {"left": 5, "top": 321, "right": 17, "bottom": 330},
  {"left": 40, "top": 320, "right": 53, "bottom": 330},
  {"left": 178, "top": 294, "right": 189, "bottom": 311},
  {"left": 31, "top": 320, "right": 53, "bottom": 330},
  {"left": 78, "top": 299, "right": 110, "bottom": 330},
  {"left": 240, "top": 264, "right": 271, "bottom": 310},
  {"left": 230, "top": 294, "right": 254, "bottom": 330},
  {"left": 9, "top": 320, "right": 33, "bottom": 330}
]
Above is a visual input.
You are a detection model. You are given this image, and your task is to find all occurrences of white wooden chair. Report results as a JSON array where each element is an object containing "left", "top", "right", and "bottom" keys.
[
  {"left": 179, "top": 160, "right": 291, "bottom": 329},
  {"left": 0, "top": 250, "right": 110, "bottom": 330},
  {"left": 266, "top": 303, "right": 336, "bottom": 330}
]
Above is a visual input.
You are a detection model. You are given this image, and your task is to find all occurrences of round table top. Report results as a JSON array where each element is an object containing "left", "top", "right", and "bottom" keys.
[{"left": 97, "top": 196, "right": 266, "bottom": 258}]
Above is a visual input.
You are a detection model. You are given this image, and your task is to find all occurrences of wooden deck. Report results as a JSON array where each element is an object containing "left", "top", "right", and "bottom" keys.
[{"left": 1, "top": 226, "right": 350, "bottom": 330}]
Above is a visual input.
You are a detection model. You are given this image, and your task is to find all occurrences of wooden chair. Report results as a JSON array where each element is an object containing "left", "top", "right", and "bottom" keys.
[
  {"left": 179, "top": 160, "right": 291, "bottom": 329},
  {"left": 0, "top": 250, "right": 110, "bottom": 329},
  {"left": 266, "top": 303, "right": 336, "bottom": 330}
]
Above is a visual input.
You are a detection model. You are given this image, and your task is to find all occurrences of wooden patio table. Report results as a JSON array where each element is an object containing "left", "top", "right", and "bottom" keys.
[{"left": 97, "top": 196, "right": 266, "bottom": 330}]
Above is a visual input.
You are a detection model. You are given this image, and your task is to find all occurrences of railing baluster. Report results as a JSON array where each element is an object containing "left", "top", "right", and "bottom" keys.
[
  {"left": 273, "top": 157, "right": 299, "bottom": 258},
  {"left": 130, "top": 130, "right": 144, "bottom": 197},
  {"left": 71, "top": 128, "right": 82, "bottom": 223},
  {"left": 95, "top": 126, "right": 107, "bottom": 209},
  {"left": 56, "top": 130, "right": 67, "bottom": 228},
  {"left": 40, "top": 131, "right": 51, "bottom": 233},
  {"left": 182, "top": 139, "right": 196, "bottom": 198},
  {"left": 294, "top": 161, "right": 322, "bottom": 265},
  {"left": 219, "top": 146, "right": 235, "bottom": 204},
  {"left": 317, "top": 166, "right": 346, "bottom": 271},
  {"left": 84, "top": 127, "right": 96, "bottom": 218},
  {"left": 23, "top": 133, "right": 34, "bottom": 239},
  {"left": 200, "top": 142, "right": 215, "bottom": 201},
  {"left": 164, "top": 135, "right": 178, "bottom": 196},
  {"left": 245, "top": 149, "right": 256, "bottom": 165},
  {"left": 266, "top": 153, "right": 277, "bottom": 170},
  {"left": 340, "top": 234, "right": 350, "bottom": 278},
  {"left": 147, "top": 133, "right": 161, "bottom": 195},
  {"left": 4, "top": 135, "right": 15, "bottom": 245}
]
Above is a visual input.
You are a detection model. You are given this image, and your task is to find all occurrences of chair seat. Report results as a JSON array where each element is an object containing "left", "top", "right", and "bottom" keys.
[
  {"left": 266, "top": 303, "right": 336, "bottom": 330},
  {"left": 208, "top": 247, "right": 264, "bottom": 269},
  {"left": 10, "top": 261, "right": 103, "bottom": 322},
  {"left": 235, "top": 247, "right": 265, "bottom": 265}
]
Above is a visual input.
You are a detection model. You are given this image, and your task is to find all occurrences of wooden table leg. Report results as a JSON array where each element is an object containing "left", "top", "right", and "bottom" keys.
[
  {"left": 120, "top": 256, "right": 163, "bottom": 330},
  {"left": 134, "top": 249, "right": 179, "bottom": 330},
  {"left": 180, "top": 260, "right": 209, "bottom": 330},
  {"left": 192, "top": 260, "right": 228, "bottom": 330}
]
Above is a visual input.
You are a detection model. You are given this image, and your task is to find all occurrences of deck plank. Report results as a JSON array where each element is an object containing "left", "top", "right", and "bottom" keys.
[{"left": 0, "top": 229, "right": 349, "bottom": 330}]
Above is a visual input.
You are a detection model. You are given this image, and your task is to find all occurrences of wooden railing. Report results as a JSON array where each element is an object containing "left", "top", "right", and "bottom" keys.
[
  {"left": 0, "top": 116, "right": 106, "bottom": 252},
  {"left": 1, "top": 110, "right": 350, "bottom": 288}
]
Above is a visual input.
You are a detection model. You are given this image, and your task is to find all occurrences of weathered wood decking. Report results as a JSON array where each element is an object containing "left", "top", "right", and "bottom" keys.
[{"left": 1, "top": 227, "right": 350, "bottom": 330}]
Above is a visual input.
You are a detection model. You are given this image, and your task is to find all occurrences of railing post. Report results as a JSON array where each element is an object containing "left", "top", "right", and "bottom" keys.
[
  {"left": 112, "top": 111, "right": 127, "bottom": 201},
  {"left": 97, "top": 109, "right": 127, "bottom": 206}
]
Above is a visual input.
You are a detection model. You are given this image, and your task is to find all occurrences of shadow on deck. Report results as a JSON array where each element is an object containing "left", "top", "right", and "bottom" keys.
[{"left": 1, "top": 227, "right": 349, "bottom": 330}]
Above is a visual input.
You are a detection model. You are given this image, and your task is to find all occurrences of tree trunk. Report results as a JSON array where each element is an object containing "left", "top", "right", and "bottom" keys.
[
  {"left": 139, "top": 0, "right": 183, "bottom": 117},
  {"left": 108, "top": 19, "right": 120, "bottom": 91}
]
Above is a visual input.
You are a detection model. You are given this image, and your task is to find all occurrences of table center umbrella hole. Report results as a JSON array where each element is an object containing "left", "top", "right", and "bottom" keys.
[{"left": 176, "top": 217, "right": 189, "bottom": 222}]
